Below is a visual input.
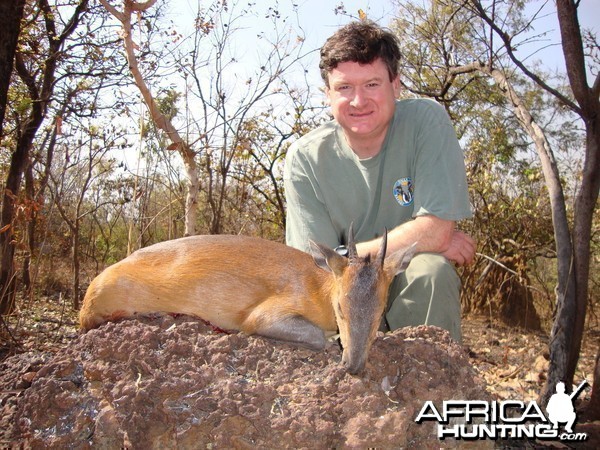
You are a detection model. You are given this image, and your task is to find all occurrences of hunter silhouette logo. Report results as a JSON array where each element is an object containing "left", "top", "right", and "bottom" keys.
[
  {"left": 415, "top": 380, "right": 589, "bottom": 442},
  {"left": 547, "top": 380, "right": 587, "bottom": 434}
]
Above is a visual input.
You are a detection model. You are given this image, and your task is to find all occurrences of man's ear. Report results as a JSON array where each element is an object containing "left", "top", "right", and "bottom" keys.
[
  {"left": 392, "top": 75, "right": 401, "bottom": 97},
  {"left": 384, "top": 242, "right": 417, "bottom": 277},
  {"left": 309, "top": 240, "right": 348, "bottom": 277}
]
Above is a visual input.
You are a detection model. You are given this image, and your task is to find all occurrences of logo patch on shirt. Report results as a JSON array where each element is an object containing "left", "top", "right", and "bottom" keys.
[{"left": 393, "top": 177, "right": 414, "bottom": 206}]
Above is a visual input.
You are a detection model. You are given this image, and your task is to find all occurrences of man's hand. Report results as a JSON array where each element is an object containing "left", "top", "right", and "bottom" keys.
[{"left": 441, "top": 230, "right": 476, "bottom": 266}]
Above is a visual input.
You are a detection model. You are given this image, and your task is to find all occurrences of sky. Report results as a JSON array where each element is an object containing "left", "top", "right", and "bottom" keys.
[
  {"left": 113, "top": 0, "right": 598, "bottom": 175},
  {"left": 521, "top": 0, "right": 599, "bottom": 73},
  {"left": 161, "top": 0, "right": 391, "bottom": 88},
  {"left": 163, "top": 0, "right": 599, "bottom": 78}
]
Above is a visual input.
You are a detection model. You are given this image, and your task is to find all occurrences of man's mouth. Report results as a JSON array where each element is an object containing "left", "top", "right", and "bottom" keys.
[{"left": 349, "top": 110, "right": 373, "bottom": 118}]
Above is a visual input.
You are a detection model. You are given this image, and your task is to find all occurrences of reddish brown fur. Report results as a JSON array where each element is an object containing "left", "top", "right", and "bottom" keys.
[
  {"left": 80, "top": 234, "right": 415, "bottom": 373},
  {"left": 80, "top": 235, "right": 336, "bottom": 334}
]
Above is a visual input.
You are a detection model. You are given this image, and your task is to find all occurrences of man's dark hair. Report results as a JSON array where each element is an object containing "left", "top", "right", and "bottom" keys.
[{"left": 319, "top": 20, "right": 401, "bottom": 86}]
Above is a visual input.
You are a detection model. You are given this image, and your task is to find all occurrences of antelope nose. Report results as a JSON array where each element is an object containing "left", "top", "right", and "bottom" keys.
[{"left": 342, "top": 350, "right": 365, "bottom": 375}]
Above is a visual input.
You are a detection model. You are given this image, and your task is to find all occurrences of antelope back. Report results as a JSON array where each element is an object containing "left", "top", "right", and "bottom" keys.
[{"left": 79, "top": 235, "right": 335, "bottom": 332}]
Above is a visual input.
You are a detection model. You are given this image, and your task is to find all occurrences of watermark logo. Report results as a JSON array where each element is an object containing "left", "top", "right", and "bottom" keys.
[{"left": 415, "top": 380, "right": 589, "bottom": 442}]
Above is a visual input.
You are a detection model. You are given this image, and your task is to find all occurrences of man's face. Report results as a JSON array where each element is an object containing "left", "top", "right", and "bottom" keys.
[{"left": 325, "top": 58, "right": 400, "bottom": 155}]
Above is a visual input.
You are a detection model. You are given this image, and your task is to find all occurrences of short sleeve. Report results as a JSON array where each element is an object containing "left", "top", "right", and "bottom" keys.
[
  {"left": 411, "top": 102, "right": 472, "bottom": 221},
  {"left": 283, "top": 147, "right": 341, "bottom": 252}
]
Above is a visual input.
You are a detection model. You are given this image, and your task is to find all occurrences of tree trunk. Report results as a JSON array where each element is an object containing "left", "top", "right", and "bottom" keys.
[
  {"left": 0, "top": 0, "right": 89, "bottom": 315},
  {"left": 490, "top": 66, "right": 576, "bottom": 406},
  {"left": 0, "top": 121, "right": 38, "bottom": 315},
  {"left": 22, "top": 161, "right": 35, "bottom": 293},
  {"left": 589, "top": 348, "right": 600, "bottom": 420},
  {"left": 0, "top": 0, "right": 26, "bottom": 315},
  {"left": 72, "top": 231, "right": 81, "bottom": 309},
  {"left": 566, "top": 116, "right": 600, "bottom": 382},
  {"left": 23, "top": 112, "right": 61, "bottom": 294},
  {"left": 182, "top": 149, "right": 199, "bottom": 236},
  {"left": 0, "top": 0, "right": 25, "bottom": 137},
  {"left": 474, "top": 0, "right": 600, "bottom": 406},
  {"left": 0, "top": 52, "right": 49, "bottom": 315},
  {"left": 540, "top": 0, "right": 600, "bottom": 406},
  {"left": 418, "top": 0, "right": 598, "bottom": 410}
]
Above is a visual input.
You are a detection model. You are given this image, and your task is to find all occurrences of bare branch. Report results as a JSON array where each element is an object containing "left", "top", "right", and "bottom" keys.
[{"left": 468, "top": 0, "right": 581, "bottom": 114}]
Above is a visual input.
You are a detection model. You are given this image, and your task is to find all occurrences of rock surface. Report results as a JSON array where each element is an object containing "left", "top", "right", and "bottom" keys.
[{"left": 7, "top": 315, "right": 490, "bottom": 448}]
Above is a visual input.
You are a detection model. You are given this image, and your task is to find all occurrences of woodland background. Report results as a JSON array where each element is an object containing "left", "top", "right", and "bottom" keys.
[{"left": 0, "top": 0, "right": 598, "bottom": 412}]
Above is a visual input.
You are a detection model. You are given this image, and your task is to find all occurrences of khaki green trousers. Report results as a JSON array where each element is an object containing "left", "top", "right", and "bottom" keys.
[{"left": 382, "top": 253, "right": 462, "bottom": 342}]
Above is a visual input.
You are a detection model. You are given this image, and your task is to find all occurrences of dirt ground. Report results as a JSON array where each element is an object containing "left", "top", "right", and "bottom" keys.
[{"left": 0, "top": 298, "right": 598, "bottom": 449}]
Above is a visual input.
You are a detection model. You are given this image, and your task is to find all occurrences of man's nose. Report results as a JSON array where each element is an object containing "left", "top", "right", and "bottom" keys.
[{"left": 349, "top": 87, "right": 367, "bottom": 107}]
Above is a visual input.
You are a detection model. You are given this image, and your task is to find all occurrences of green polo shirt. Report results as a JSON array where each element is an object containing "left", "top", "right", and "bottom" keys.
[{"left": 284, "top": 98, "right": 472, "bottom": 251}]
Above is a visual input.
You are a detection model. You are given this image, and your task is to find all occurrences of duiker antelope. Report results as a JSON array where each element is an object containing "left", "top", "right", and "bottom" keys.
[{"left": 79, "top": 227, "right": 415, "bottom": 374}]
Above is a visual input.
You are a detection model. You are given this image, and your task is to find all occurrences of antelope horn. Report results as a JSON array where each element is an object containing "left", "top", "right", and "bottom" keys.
[
  {"left": 376, "top": 228, "right": 388, "bottom": 266},
  {"left": 347, "top": 222, "right": 358, "bottom": 261}
]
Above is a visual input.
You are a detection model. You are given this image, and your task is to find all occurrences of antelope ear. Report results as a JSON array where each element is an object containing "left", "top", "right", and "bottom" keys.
[
  {"left": 384, "top": 242, "right": 417, "bottom": 277},
  {"left": 309, "top": 240, "right": 348, "bottom": 276}
]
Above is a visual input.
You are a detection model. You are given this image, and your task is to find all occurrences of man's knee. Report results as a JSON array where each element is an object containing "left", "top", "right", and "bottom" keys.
[
  {"left": 385, "top": 253, "right": 462, "bottom": 341},
  {"left": 405, "top": 253, "right": 459, "bottom": 287}
]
